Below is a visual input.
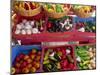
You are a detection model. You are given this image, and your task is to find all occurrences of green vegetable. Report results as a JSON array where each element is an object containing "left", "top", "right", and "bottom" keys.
[
  {"left": 47, "top": 4, "right": 52, "bottom": 9},
  {"left": 44, "top": 51, "right": 49, "bottom": 60},
  {"left": 56, "top": 4, "right": 63, "bottom": 13},
  {"left": 49, "top": 56, "right": 57, "bottom": 61},
  {"left": 43, "top": 60, "right": 50, "bottom": 64},
  {"left": 54, "top": 54, "right": 61, "bottom": 61}
]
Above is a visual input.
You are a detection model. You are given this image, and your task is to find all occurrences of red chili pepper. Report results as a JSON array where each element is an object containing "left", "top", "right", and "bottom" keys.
[
  {"left": 30, "top": 2, "right": 36, "bottom": 9},
  {"left": 47, "top": 22, "right": 52, "bottom": 28},
  {"left": 24, "top": 3, "right": 29, "bottom": 10}
]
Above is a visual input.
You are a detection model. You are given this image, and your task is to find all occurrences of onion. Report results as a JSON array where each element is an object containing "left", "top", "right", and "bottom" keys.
[
  {"left": 26, "top": 29, "right": 32, "bottom": 35},
  {"left": 78, "top": 27, "right": 85, "bottom": 32},
  {"left": 30, "top": 21, "right": 35, "bottom": 26},
  {"left": 15, "top": 29, "right": 21, "bottom": 34},
  {"left": 25, "top": 22, "right": 30, "bottom": 26},
  {"left": 21, "top": 29, "right": 26, "bottom": 35},
  {"left": 76, "top": 56, "right": 81, "bottom": 62},
  {"left": 16, "top": 24, "right": 22, "bottom": 30},
  {"left": 22, "top": 19, "right": 27, "bottom": 24},
  {"left": 66, "top": 49, "right": 71, "bottom": 54},
  {"left": 32, "top": 28, "right": 39, "bottom": 34},
  {"left": 25, "top": 25, "right": 32, "bottom": 30}
]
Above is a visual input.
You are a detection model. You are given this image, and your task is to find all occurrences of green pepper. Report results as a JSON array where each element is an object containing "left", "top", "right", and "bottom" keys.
[
  {"left": 80, "top": 56, "right": 90, "bottom": 61},
  {"left": 56, "top": 4, "right": 63, "bottom": 13},
  {"left": 44, "top": 51, "right": 49, "bottom": 61},
  {"left": 43, "top": 60, "right": 50, "bottom": 64},
  {"left": 49, "top": 56, "right": 57, "bottom": 61},
  {"left": 47, "top": 4, "right": 52, "bottom": 9}
]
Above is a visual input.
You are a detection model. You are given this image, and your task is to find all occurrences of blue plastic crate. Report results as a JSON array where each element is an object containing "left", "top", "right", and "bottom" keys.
[
  {"left": 73, "top": 17, "right": 96, "bottom": 23},
  {"left": 11, "top": 45, "right": 42, "bottom": 64}
]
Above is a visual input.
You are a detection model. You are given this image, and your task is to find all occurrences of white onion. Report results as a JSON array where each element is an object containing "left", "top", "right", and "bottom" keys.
[
  {"left": 30, "top": 21, "right": 35, "bottom": 26},
  {"left": 16, "top": 24, "right": 22, "bottom": 30},
  {"left": 26, "top": 29, "right": 32, "bottom": 35},
  {"left": 25, "top": 25, "right": 32, "bottom": 30},
  {"left": 32, "top": 28, "right": 39, "bottom": 34},
  {"left": 25, "top": 22, "right": 30, "bottom": 26},
  {"left": 78, "top": 27, "right": 85, "bottom": 32},
  {"left": 21, "top": 29, "right": 26, "bottom": 35},
  {"left": 22, "top": 19, "right": 27, "bottom": 24},
  {"left": 76, "top": 56, "right": 81, "bottom": 62},
  {"left": 66, "top": 49, "right": 71, "bottom": 54},
  {"left": 15, "top": 29, "right": 21, "bottom": 34}
]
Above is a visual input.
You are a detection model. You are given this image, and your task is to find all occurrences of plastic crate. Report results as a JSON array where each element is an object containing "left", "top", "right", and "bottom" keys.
[{"left": 12, "top": 45, "right": 42, "bottom": 73}]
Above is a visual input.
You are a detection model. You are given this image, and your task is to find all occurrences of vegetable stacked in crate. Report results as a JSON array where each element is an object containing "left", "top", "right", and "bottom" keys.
[
  {"left": 11, "top": 45, "right": 42, "bottom": 74},
  {"left": 75, "top": 45, "right": 96, "bottom": 70},
  {"left": 43, "top": 46, "right": 76, "bottom": 72},
  {"left": 11, "top": 1, "right": 96, "bottom": 74}
]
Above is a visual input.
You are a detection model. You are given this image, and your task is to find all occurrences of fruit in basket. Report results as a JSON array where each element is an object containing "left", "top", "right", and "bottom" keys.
[
  {"left": 13, "top": 1, "right": 39, "bottom": 11},
  {"left": 73, "top": 5, "right": 93, "bottom": 13},
  {"left": 44, "top": 3, "right": 71, "bottom": 13}
]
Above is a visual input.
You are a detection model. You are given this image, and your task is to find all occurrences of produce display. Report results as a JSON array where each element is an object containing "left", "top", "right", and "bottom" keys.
[
  {"left": 43, "top": 46, "right": 76, "bottom": 72},
  {"left": 11, "top": 1, "right": 96, "bottom": 74},
  {"left": 13, "top": 1, "right": 41, "bottom": 16},
  {"left": 75, "top": 21, "right": 96, "bottom": 33},
  {"left": 44, "top": 3, "right": 71, "bottom": 13},
  {"left": 73, "top": 5, "right": 95, "bottom": 18},
  {"left": 47, "top": 16, "right": 73, "bottom": 32},
  {"left": 11, "top": 49, "right": 41, "bottom": 74},
  {"left": 14, "top": 19, "right": 45, "bottom": 35},
  {"left": 75, "top": 45, "right": 96, "bottom": 70}
]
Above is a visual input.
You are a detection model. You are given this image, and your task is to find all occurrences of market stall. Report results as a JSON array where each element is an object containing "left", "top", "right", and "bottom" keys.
[{"left": 11, "top": 1, "right": 96, "bottom": 74}]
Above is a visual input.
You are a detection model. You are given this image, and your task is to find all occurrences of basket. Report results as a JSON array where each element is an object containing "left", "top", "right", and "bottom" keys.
[
  {"left": 43, "top": 6, "right": 70, "bottom": 19},
  {"left": 74, "top": 9, "right": 93, "bottom": 18},
  {"left": 73, "top": 6, "right": 94, "bottom": 18},
  {"left": 13, "top": 2, "right": 42, "bottom": 17}
]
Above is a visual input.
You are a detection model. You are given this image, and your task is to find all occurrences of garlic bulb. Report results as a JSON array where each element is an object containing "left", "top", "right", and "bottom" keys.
[
  {"left": 26, "top": 29, "right": 32, "bottom": 35},
  {"left": 66, "top": 49, "right": 71, "bottom": 54},
  {"left": 21, "top": 29, "right": 26, "bottom": 35},
  {"left": 30, "top": 21, "right": 35, "bottom": 26},
  {"left": 16, "top": 24, "right": 22, "bottom": 30},
  {"left": 25, "top": 22, "right": 30, "bottom": 26},
  {"left": 22, "top": 19, "right": 27, "bottom": 24},
  {"left": 25, "top": 25, "right": 32, "bottom": 30},
  {"left": 76, "top": 56, "right": 81, "bottom": 62},
  {"left": 78, "top": 27, "right": 85, "bottom": 32},
  {"left": 32, "top": 28, "right": 39, "bottom": 34},
  {"left": 15, "top": 29, "right": 21, "bottom": 34}
]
